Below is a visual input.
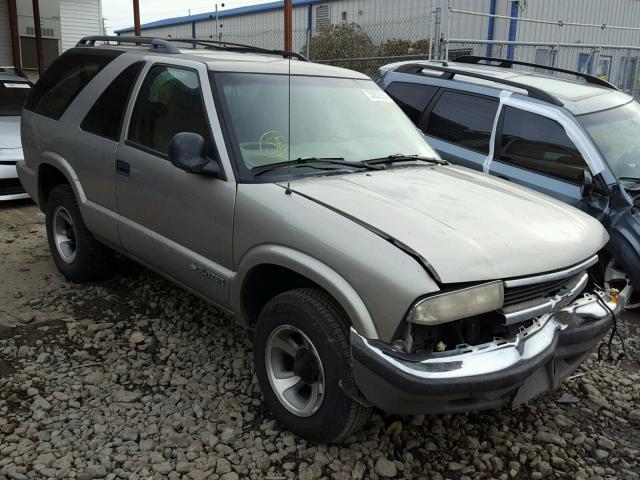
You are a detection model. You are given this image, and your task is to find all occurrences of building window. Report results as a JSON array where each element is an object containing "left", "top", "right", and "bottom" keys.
[
  {"left": 534, "top": 49, "right": 556, "bottom": 72},
  {"left": 597, "top": 55, "right": 612, "bottom": 81},
  {"left": 26, "top": 26, "right": 55, "bottom": 37},
  {"left": 577, "top": 53, "right": 593, "bottom": 75}
]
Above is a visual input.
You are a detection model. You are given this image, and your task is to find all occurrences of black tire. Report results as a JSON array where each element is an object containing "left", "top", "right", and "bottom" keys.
[
  {"left": 254, "top": 288, "right": 371, "bottom": 442},
  {"left": 45, "top": 184, "right": 114, "bottom": 283}
]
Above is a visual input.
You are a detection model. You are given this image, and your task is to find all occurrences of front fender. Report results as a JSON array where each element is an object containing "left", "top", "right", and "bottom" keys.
[
  {"left": 608, "top": 215, "right": 640, "bottom": 289},
  {"left": 231, "top": 244, "right": 378, "bottom": 339}
]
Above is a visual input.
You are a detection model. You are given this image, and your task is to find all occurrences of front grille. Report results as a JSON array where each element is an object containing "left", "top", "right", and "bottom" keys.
[
  {"left": 503, "top": 276, "right": 574, "bottom": 307},
  {"left": 0, "top": 178, "right": 25, "bottom": 196}
]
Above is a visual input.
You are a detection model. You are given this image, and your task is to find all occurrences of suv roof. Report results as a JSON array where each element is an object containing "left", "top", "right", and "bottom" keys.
[
  {"left": 76, "top": 36, "right": 369, "bottom": 80},
  {"left": 383, "top": 56, "right": 633, "bottom": 115}
]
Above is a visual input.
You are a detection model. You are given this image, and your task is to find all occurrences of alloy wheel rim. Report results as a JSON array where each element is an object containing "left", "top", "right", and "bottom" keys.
[
  {"left": 52, "top": 206, "right": 77, "bottom": 264},
  {"left": 604, "top": 257, "right": 640, "bottom": 310},
  {"left": 265, "top": 325, "right": 325, "bottom": 417}
]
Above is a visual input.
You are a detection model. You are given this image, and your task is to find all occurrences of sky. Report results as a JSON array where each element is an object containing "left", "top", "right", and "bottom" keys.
[{"left": 102, "top": 0, "right": 268, "bottom": 34}]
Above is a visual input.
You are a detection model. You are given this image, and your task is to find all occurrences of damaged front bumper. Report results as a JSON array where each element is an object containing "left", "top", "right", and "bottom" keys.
[{"left": 350, "top": 292, "right": 616, "bottom": 415}]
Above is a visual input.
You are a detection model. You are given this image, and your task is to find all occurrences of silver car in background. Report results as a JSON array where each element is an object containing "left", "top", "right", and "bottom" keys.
[{"left": 0, "top": 67, "right": 31, "bottom": 200}]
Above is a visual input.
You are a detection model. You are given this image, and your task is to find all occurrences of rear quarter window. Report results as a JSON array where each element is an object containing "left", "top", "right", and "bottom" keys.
[
  {"left": 424, "top": 90, "right": 499, "bottom": 154},
  {"left": 385, "top": 82, "right": 438, "bottom": 122},
  {"left": 81, "top": 62, "right": 145, "bottom": 141},
  {"left": 25, "top": 48, "right": 122, "bottom": 120}
]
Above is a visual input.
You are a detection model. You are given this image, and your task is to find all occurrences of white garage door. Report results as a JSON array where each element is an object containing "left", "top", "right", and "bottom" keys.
[
  {"left": 60, "top": 0, "right": 102, "bottom": 52},
  {"left": 0, "top": 0, "right": 13, "bottom": 65}
]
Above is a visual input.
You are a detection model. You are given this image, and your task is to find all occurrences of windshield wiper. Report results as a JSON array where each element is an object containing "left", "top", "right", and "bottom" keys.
[
  {"left": 619, "top": 176, "right": 640, "bottom": 183},
  {"left": 363, "top": 154, "right": 448, "bottom": 166},
  {"left": 253, "top": 157, "right": 382, "bottom": 176}
]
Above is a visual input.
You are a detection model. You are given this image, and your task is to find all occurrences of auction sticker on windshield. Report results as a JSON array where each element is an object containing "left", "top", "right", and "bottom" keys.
[{"left": 362, "top": 88, "right": 392, "bottom": 102}]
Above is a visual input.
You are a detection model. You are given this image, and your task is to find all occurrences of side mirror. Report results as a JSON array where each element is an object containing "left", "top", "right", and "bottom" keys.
[
  {"left": 168, "top": 132, "right": 221, "bottom": 178},
  {"left": 581, "top": 169, "right": 594, "bottom": 197}
]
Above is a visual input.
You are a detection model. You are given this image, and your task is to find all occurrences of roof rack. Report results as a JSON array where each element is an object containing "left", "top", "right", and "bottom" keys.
[
  {"left": 165, "top": 38, "right": 308, "bottom": 61},
  {"left": 394, "top": 62, "right": 563, "bottom": 106},
  {"left": 76, "top": 36, "right": 180, "bottom": 54},
  {"left": 455, "top": 55, "right": 618, "bottom": 90},
  {"left": 0, "top": 65, "right": 28, "bottom": 79},
  {"left": 76, "top": 35, "right": 308, "bottom": 62}
]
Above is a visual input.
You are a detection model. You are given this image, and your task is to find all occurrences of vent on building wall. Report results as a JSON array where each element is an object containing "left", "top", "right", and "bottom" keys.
[
  {"left": 26, "top": 26, "right": 55, "bottom": 37},
  {"left": 315, "top": 4, "right": 330, "bottom": 29}
]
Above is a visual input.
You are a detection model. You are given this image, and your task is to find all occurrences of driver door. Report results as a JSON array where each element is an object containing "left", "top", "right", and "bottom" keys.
[
  {"left": 115, "top": 60, "right": 235, "bottom": 308},
  {"left": 489, "top": 106, "right": 608, "bottom": 220}
]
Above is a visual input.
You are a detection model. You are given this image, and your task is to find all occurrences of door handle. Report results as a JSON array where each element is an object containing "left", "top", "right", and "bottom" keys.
[{"left": 116, "top": 159, "right": 130, "bottom": 176}]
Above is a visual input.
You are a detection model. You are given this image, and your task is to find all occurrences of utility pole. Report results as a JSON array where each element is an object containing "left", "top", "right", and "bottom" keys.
[
  {"left": 31, "top": 0, "right": 43, "bottom": 75},
  {"left": 8, "top": 0, "right": 20, "bottom": 68},
  {"left": 133, "top": 0, "right": 141, "bottom": 36},
  {"left": 284, "top": 0, "right": 292, "bottom": 51}
]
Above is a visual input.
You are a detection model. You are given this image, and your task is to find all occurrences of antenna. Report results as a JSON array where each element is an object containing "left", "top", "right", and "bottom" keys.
[{"left": 285, "top": 39, "right": 292, "bottom": 195}]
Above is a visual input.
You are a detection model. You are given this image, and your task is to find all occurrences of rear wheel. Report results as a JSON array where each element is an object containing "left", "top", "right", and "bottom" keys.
[
  {"left": 45, "top": 184, "right": 114, "bottom": 282},
  {"left": 254, "top": 288, "right": 371, "bottom": 442},
  {"left": 604, "top": 256, "right": 640, "bottom": 310}
]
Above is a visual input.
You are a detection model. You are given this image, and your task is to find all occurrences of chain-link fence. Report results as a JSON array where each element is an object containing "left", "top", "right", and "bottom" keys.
[
  {"left": 135, "top": 0, "right": 640, "bottom": 96},
  {"left": 445, "top": 40, "right": 640, "bottom": 97}
]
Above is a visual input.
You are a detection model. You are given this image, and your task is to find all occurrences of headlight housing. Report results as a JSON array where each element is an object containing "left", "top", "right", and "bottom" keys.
[{"left": 409, "top": 281, "right": 504, "bottom": 325}]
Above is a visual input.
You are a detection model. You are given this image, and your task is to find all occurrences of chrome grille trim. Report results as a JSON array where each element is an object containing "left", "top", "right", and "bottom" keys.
[
  {"left": 500, "top": 272, "right": 589, "bottom": 325},
  {"left": 503, "top": 255, "right": 598, "bottom": 288}
]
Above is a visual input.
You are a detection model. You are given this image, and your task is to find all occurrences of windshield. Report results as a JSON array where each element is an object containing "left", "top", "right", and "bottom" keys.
[
  {"left": 213, "top": 73, "right": 437, "bottom": 176},
  {"left": 578, "top": 101, "right": 640, "bottom": 184},
  {"left": 0, "top": 81, "right": 31, "bottom": 116}
]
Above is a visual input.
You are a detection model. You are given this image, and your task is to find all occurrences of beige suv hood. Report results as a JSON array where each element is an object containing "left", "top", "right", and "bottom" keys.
[{"left": 287, "top": 165, "right": 608, "bottom": 283}]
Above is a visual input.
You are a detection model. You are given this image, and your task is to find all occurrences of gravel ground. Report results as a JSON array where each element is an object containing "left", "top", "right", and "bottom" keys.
[{"left": 1, "top": 201, "right": 640, "bottom": 480}]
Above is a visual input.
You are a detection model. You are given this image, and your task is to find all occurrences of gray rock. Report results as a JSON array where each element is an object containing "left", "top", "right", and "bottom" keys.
[
  {"left": 86, "top": 464, "right": 107, "bottom": 478},
  {"left": 31, "top": 396, "right": 52, "bottom": 411},
  {"left": 375, "top": 457, "right": 398, "bottom": 478},
  {"left": 112, "top": 390, "right": 141, "bottom": 403},
  {"left": 153, "top": 462, "right": 173, "bottom": 474},
  {"left": 34, "top": 452, "right": 57, "bottom": 467},
  {"left": 536, "top": 431, "right": 567, "bottom": 447},
  {"left": 597, "top": 437, "right": 615, "bottom": 450}
]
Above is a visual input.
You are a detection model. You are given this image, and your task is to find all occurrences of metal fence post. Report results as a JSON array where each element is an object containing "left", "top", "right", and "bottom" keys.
[{"left": 445, "top": 0, "right": 452, "bottom": 60}]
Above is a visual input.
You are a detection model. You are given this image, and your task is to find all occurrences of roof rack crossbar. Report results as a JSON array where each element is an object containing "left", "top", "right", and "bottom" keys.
[
  {"left": 165, "top": 38, "right": 308, "bottom": 61},
  {"left": 76, "top": 35, "right": 180, "bottom": 54},
  {"left": 455, "top": 55, "right": 618, "bottom": 90},
  {"left": 394, "top": 62, "right": 563, "bottom": 106}
]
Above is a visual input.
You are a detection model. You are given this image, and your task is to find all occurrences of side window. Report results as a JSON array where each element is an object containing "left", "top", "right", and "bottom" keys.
[
  {"left": 24, "top": 49, "right": 122, "bottom": 120},
  {"left": 425, "top": 91, "right": 499, "bottom": 154},
  {"left": 498, "top": 107, "right": 587, "bottom": 183},
  {"left": 128, "top": 65, "right": 212, "bottom": 156},
  {"left": 385, "top": 82, "right": 438, "bottom": 123},
  {"left": 81, "top": 62, "right": 144, "bottom": 141}
]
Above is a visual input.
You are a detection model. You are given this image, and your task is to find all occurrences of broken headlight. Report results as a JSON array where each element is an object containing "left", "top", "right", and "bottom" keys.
[{"left": 408, "top": 281, "right": 504, "bottom": 325}]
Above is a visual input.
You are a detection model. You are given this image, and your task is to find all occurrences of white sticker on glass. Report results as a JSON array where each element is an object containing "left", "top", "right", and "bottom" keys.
[{"left": 362, "top": 89, "right": 392, "bottom": 102}]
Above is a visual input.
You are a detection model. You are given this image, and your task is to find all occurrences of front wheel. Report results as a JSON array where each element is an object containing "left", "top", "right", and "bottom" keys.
[{"left": 254, "top": 288, "right": 371, "bottom": 442}]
